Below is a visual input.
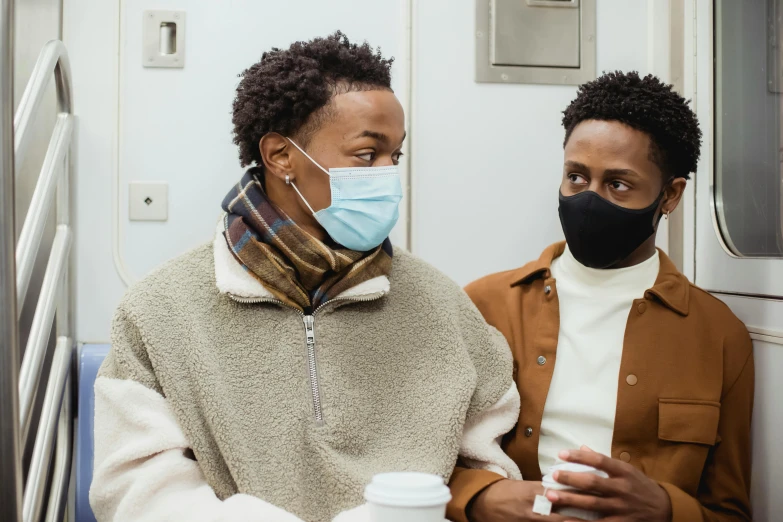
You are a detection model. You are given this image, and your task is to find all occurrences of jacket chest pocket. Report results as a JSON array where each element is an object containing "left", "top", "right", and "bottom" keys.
[{"left": 657, "top": 399, "right": 720, "bottom": 493}]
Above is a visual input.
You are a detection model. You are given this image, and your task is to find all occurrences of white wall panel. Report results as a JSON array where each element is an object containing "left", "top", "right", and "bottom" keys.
[
  {"left": 750, "top": 339, "right": 783, "bottom": 522},
  {"left": 412, "top": 0, "right": 653, "bottom": 286}
]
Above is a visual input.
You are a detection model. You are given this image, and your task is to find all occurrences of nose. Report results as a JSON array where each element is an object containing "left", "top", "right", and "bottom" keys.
[
  {"left": 373, "top": 155, "right": 396, "bottom": 167},
  {"left": 586, "top": 179, "right": 602, "bottom": 192},
  {"left": 585, "top": 180, "right": 609, "bottom": 198}
]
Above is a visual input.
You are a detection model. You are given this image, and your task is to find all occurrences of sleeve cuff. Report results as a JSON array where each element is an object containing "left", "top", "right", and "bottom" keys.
[
  {"left": 446, "top": 467, "right": 506, "bottom": 522},
  {"left": 659, "top": 482, "right": 705, "bottom": 522}
]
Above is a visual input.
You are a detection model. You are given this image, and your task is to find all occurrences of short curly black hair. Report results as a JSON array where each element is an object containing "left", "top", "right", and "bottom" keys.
[
  {"left": 232, "top": 31, "right": 394, "bottom": 167},
  {"left": 562, "top": 71, "right": 702, "bottom": 180}
]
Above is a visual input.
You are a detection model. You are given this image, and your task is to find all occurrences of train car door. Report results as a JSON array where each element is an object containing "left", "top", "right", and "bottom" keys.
[{"left": 689, "top": 1, "right": 783, "bottom": 519}]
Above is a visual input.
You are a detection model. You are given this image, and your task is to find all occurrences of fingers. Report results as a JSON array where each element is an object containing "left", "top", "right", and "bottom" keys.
[
  {"left": 558, "top": 450, "right": 628, "bottom": 477},
  {"left": 530, "top": 512, "right": 572, "bottom": 522},
  {"left": 551, "top": 471, "right": 619, "bottom": 496},
  {"left": 545, "top": 489, "right": 620, "bottom": 515}
]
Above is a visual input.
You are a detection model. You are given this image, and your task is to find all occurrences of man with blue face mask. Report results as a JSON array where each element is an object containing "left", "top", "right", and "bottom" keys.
[{"left": 89, "top": 32, "right": 520, "bottom": 522}]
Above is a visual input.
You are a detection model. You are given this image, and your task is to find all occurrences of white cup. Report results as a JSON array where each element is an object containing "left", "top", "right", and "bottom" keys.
[
  {"left": 364, "top": 472, "right": 451, "bottom": 522},
  {"left": 541, "top": 462, "right": 608, "bottom": 521}
]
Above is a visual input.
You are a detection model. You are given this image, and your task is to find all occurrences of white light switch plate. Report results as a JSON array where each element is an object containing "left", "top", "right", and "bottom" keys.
[{"left": 129, "top": 182, "right": 168, "bottom": 221}]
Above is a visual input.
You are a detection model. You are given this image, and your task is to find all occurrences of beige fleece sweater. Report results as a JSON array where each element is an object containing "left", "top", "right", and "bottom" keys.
[{"left": 90, "top": 231, "right": 520, "bottom": 522}]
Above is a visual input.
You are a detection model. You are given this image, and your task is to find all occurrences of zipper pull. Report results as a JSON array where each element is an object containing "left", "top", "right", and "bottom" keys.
[{"left": 303, "top": 315, "right": 315, "bottom": 345}]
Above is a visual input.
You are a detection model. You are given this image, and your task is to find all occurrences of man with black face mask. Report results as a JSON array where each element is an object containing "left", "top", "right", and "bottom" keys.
[{"left": 446, "top": 72, "right": 754, "bottom": 522}]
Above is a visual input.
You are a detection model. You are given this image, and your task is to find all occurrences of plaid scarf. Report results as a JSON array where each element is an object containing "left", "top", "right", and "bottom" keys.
[{"left": 221, "top": 169, "right": 393, "bottom": 312}]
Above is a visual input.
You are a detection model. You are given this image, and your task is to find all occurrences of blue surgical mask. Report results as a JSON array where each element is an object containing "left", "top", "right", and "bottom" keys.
[{"left": 287, "top": 139, "right": 402, "bottom": 251}]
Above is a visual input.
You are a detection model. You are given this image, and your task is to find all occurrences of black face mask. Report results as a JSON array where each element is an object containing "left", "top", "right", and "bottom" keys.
[{"left": 558, "top": 190, "right": 664, "bottom": 269}]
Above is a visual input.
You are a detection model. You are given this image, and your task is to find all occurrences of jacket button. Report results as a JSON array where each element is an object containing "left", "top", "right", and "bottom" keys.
[
  {"left": 626, "top": 374, "right": 638, "bottom": 386},
  {"left": 544, "top": 285, "right": 552, "bottom": 295},
  {"left": 619, "top": 451, "right": 631, "bottom": 463},
  {"left": 537, "top": 355, "right": 547, "bottom": 366},
  {"left": 524, "top": 427, "right": 533, "bottom": 437},
  {"left": 637, "top": 302, "right": 647, "bottom": 314}
]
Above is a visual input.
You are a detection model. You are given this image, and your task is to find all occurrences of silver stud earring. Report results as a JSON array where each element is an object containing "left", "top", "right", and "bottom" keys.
[{"left": 285, "top": 174, "right": 291, "bottom": 185}]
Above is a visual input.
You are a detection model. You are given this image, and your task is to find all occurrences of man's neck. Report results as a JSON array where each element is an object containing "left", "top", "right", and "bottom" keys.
[
  {"left": 609, "top": 234, "right": 658, "bottom": 269},
  {"left": 265, "top": 176, "right": 329, "bottom": 242}
]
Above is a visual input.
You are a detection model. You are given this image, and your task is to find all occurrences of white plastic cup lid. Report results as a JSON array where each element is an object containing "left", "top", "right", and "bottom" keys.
[{"left": 364, "top": 472, "right": 452, "bottom": 508}]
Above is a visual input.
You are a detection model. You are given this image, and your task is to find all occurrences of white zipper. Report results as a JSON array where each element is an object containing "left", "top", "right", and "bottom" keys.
[{"left": 228, "top": 290, "right": 386, "bottom": 424}]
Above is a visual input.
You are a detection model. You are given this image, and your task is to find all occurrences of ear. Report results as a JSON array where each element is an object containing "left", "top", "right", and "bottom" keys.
[
  {"left": 259, "top": 133, "right": 294, "bottom": 183},
  {"left": 662, "top": 177, "right": 687, "bottom": 215}
]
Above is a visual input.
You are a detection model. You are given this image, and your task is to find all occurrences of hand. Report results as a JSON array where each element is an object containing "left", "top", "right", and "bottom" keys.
[
  {"left": 469, "top": 479, "right": 571, "bottom": 522},
  {"left": 546, "top": 447, "right": 673, "bottom": 522}
]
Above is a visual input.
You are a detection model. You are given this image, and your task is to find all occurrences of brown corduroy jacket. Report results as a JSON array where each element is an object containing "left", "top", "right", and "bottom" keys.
[{"left": 447, "top": 242, "right": 754, "bottom": 522}]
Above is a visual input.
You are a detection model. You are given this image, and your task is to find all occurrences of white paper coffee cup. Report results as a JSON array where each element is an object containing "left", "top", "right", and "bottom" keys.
[
  {"left": 364, "top": 472, "right": 451, "bottom": 522},
  {"left": 541, "top": 462, "right": 608, "bottom": 521}
]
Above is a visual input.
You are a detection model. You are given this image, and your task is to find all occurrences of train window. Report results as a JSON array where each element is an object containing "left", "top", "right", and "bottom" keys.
[{"left": 714, "top": 0, "right": 783, "bottom": 257}]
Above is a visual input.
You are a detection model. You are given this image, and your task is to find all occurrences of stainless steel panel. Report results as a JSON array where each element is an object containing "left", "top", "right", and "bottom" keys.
[
  {"left": 0, "top": 0, "right": 22, "bottom": 519},
  {"left": 769, "top": 0, "right": 783, "bottom": 94},
  {"left": 477, "top": 0, "right": 596, "bottom": 85},
  {"left": 491, "top": 0, "right": 580, "bottom": 68}
]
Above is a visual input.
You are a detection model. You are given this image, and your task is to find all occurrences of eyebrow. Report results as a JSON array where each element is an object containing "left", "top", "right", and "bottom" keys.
[
  {"left": 353, "top": 130, "right": 407, "bottom": 146},
  {"left": 564, "top": 161, "right": 641, "bottom": 178},
  {"left": 604, "top": 168, "right": 641, "bottom": 178},
  {"left": 564, "top": 160, "right": 588, "bottom": 170}
]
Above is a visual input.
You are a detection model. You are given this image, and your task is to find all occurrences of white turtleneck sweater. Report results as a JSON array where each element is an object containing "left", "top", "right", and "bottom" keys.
[{"left": 538, "top": 246, "right": 660, "bottom": 474}]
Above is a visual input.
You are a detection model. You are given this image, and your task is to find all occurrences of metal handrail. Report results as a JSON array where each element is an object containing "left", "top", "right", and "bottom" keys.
[
  {"left": 14, "top": 40, "right": 71, "bottom": 171},
  {"left": 0, "top": 35, "right": 74, "bottom": 522},
  {"left": 15, "top": 40, "right": 73, "bottom": 311},
  {"left": 18, "top": 225, "right": 71, "bottom": 440},
  {"left": 44, "top": 378, "right": 72, "bottom": 522},
  {"left": 22, "top": 336, "right": 71, "bottom": 522},
  {"left": 16, "top": 114, "right": 73, "bottom": 311},
  {"left": 12, "top": 41, "right": 73, "bottom": 405}
]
